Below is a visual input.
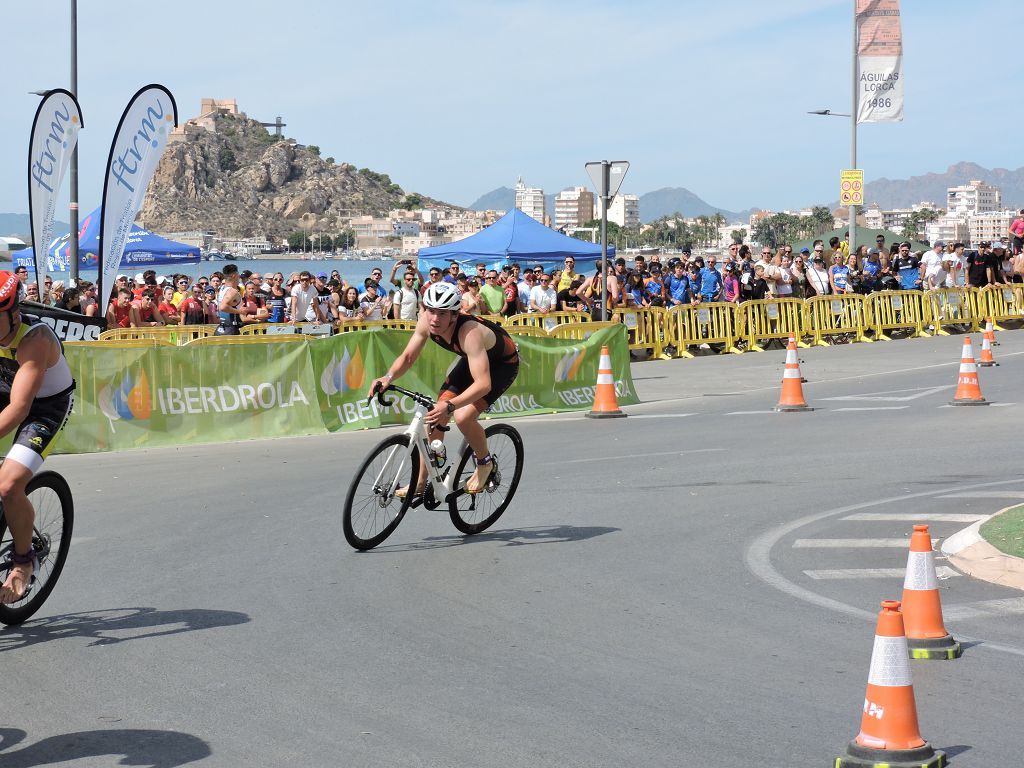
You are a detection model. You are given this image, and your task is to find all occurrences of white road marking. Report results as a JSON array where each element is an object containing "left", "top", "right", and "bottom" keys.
[
  {"left": 793, "top": 538, "right": 914, "bottom": 548},
  {"left": 832, "top": 406, "right": 909, "bottom": 412},
  {"left": 558, "top": 447, "right": 725, "bottom": 465},
  {"left": 821, "top": 385, "right": 952, "bottom": 402},
  {"left": 990, "top": 402, "right": 1016, "bottom": 407},
  {"left": 726, "top": 410, "right": 777, "bottom": 415},
  {"left": 945, "top": 598, "right": 1024, "bottom": 621},
  {"left": 803, "top": 567, "right": 959, "bottom": 580},
  {"left": 745, "top": 477, "right": 1024, "bottom": 658},
  {"left": 842, "top": 513, "right": 990, "bottom": 522},
  {"left": 628, "top": 413, "right": 695, "bottom": 420},
  {"left": 935, "top": 491, "right": 1024, "bottom": 500}
]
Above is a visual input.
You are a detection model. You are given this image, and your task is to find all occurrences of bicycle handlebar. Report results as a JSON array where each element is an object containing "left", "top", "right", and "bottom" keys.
[{"left": 369, "top": 384, "right": 450, "bottom": 431}]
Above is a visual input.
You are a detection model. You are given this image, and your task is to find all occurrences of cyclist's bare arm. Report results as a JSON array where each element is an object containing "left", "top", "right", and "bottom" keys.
[
  {"left": 0, "top": 331, "right": 52, "bottom": 438},
  {"left": 367, "top": 314, "right": 431, "bottom": 395}
]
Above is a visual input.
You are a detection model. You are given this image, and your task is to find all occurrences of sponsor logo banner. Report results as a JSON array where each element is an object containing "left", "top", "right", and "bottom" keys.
[
  {"left": 51, "top": 326, "right": 635, "bottom": 453},
  {"left": 27, "top": 89, "right": 83, "bottom": 285},
  {"left": 99, "top": 84, "right": 178, "bottom": 305}
]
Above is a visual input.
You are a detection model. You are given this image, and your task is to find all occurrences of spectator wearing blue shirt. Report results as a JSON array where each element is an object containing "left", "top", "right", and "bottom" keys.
[
  {"left": 442, "top": 261, "right": 460, "bottom": 285},
  {"left": 698, "top": 258, "right": 724, "bottom": 302},
  {"left": 644, "top": 264, "right": 666, "bottom": 307},
  {"left": 666, "top": 262, "right": 692, "bottom": 307},
  {"left": 625, "top": 273, "right": 649, "bottom": 307}
]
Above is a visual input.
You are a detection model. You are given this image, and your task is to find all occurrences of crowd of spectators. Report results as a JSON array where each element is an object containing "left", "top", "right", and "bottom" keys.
[{"left": 17, "top": 227, "right": 1024, "bottom": 331}]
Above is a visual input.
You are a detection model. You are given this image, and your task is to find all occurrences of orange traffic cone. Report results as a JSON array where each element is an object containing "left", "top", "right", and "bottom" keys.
[
  {"left": 835, "top": 601, "right": 946, "bottom": 768},
  {"left": 978, "top": 332, "right": 997, "bottom": 367},
  {"left": 903, "top": 525, "right": 962, "bottom": 660},
  {"left": 985, "top": 317, "right": 999, "bottom": 345},
  {"left": 774, "top": 335, "right": 813, "bottom": 412},
  {"left": 586, "top": 345, "right": 626, "bottom": 419},
  {"left": 949, "top": 336, "right": 988, "bottom": 406}
]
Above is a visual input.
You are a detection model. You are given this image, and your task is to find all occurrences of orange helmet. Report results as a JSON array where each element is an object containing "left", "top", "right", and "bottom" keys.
[{"left": 0, "top": 271, "right": 21, "bottom": 313}]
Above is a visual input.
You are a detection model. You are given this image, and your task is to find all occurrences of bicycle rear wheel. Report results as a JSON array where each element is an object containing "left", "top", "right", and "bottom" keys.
[
  {"left": 343, "top": 434, "right": 420, "bottom": 550},
  {"left": 0, "top": 471, "right": 74, "bottom": 626},
  {"left": 449, "top": 424, "right": 524, "bottom": 534}
]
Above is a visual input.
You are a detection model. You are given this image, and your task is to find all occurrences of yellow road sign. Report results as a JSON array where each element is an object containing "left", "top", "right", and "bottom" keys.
[{"left": 840, "top": 169, "right": 864, "bottom": 205}]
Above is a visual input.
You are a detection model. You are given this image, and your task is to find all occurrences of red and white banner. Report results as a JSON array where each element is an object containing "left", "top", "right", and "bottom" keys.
[
  {"left": 98, "top": 84, "right": 178, "bottom": 304},
  {"left": 856, "top": 0, "right": 904, "bottom": 123},
  {"left": 27, "top": 89, "right": 83, "bottom": 285}
]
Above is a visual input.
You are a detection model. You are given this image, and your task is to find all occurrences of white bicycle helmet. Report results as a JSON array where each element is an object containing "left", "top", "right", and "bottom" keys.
[{"left": 422, "top": 281, "right": 461, "bottom": 310}]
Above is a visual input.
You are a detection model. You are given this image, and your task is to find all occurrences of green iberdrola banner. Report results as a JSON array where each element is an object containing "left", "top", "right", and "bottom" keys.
[{"left": 53, "top": 324, "right": 636, "bottom": 454}]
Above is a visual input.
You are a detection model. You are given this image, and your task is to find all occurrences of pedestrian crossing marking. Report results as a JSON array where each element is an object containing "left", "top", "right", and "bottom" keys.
[
  {"left": 945, "top": 597, "right": 1024, "bottom": 621},
  {"left": 803, "top": 567, "right": 959, "bottom": 580},
  {"left": 842, "top": 513, "right": 989, "bottom": 522},
  {"left": 935, "top": 491, "right": 1024, "bottom": 500},
  {"left": 793, "top": 538, "right": 914, "bottom": 548}
]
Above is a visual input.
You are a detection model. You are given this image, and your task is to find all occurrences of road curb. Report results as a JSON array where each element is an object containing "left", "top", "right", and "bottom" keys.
[{"left": 941, "top": 505, "right": 1024, "bottom": 591}]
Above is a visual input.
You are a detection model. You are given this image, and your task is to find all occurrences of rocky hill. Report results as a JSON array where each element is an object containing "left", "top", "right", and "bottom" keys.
[
  {"left": 835, "top": 162, "right": 1024, "bottom": 210},
  {"left": 139, "top": 111, "right": 437, "bottom": 238}
]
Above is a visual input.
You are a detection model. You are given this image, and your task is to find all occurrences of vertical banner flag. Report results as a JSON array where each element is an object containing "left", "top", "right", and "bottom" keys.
[
  {"left": 856, "top": 0, "right": 904, "bottom": 123},
  {"left": 98, "top": 84, "right": 178, "bottom": 304},
  {"left": 27, "top": 89, "right": 84, "bottom": 286}
]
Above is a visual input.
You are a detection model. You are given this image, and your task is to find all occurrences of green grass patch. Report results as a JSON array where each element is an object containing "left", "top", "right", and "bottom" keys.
[{"left": 980, "top": 505, "right": 1024, "bottom": 559}]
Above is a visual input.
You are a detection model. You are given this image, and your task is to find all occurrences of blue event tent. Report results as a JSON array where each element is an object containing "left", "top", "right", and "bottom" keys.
[
  {"left": 417, "top": 208, "right": 613, "bottom": 273},
  {"left": 15, "top": 206, "right": 200, "bottom": 273}
]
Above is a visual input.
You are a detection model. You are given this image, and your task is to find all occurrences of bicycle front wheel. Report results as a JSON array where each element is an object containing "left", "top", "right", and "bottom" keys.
[
  {"left": 0, "top": 471, "right": 74, "bottom": 626},
  {"left": 449, "top": 424, "right": 524, "bottom": 534},
  {"left": 343, "top": 434, "right": 420, "bottom": 550}
]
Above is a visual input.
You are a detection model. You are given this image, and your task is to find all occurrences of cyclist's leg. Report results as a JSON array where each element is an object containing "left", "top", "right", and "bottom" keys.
[
  {"left": 455, "top": 358, "right": 519, "bottom": 493},
  {"left": 0, "top": 395, "right": 72, "bottom": 603}
]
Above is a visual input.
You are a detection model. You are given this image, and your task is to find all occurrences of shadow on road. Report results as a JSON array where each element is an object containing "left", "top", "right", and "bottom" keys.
[
  {"left": 369, "top": 525, "right": 620, "bottom": 552},
  {"left": 0, "top": 727, "right": 210, "bottom": 767},
  {"left": 0, "top": 607, "right": 250, "bottom": 651}
]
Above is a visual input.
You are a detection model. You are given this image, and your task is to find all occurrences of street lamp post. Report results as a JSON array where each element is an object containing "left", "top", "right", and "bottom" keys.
[
  {"left": 808, "top": 108, "right": 856, "bottom": 258},
  {"left": 68, "top": 0, "right": 80, "bottom": 282}
]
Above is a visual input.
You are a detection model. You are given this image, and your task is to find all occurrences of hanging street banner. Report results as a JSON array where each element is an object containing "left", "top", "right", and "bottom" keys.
[
  {"left": 98, "top": 84, "right": 178, "bottom": 306},
  {"left": 856, "top": 0, "right": 904, "bottom": 123},
  {"left": 34, "top": 326, "right": 636, "bottom": 455},
  {"left": 27, "top": 88, "right": 84, "bottom": 287}
]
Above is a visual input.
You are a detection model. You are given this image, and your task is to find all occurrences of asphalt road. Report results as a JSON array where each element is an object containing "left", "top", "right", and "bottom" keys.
[{"left": 2, "top": 328, "right": 1022, "bottom": 767}]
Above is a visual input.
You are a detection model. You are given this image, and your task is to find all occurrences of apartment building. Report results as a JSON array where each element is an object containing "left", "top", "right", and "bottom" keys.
[
  {"left": 554, "top": 186, "right": 596, "bottom": 229},
  {"left": 514, "top": 177, "right": 546, "bottom": 223},
  {"left": 947, "top": 180, "right": 1001, "bottom": 215},
  {"left": 595, "top": 194, "right": 640, "bottom": 227}
]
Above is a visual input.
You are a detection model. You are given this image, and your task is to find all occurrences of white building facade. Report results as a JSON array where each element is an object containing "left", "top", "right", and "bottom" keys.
[
  {"left": 595, "top": 194, "right": 640, "bottom": 227},
  {"left": 947, "top": 180, "right": 1001, "bottom": 216},
  {"left": 514, "top": 177, "right": 546, "bottom": 224},
  {"left": 554, "top": 186, "right": 595, "bottom": 229}
]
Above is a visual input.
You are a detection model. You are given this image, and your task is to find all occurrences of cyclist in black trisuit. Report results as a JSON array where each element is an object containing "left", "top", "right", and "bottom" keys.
[
  {"left": 0, "top": 272, "right": 76, "bottom": 604},
  {"left": 368, "top": 281, "right": 519, "bottom": 495}
]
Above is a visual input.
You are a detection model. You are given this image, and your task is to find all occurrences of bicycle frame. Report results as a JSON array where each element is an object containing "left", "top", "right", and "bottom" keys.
[{"left": 371, "top": 385, "right": 467, "bottom": 505}]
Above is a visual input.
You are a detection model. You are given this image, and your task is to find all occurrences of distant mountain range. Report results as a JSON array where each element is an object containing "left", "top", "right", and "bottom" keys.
[
  {"left": 846, "top": 162, "right": 1024, "bottom": 210},
  {"left": 467, "top": 186, "right": 756, "bottom": 224},
  {"left": 470, "top": 163, "right": 1024, "bottom": 226},
  {"left": 0, "top": 213, "right": 69, "bottom": 240}
]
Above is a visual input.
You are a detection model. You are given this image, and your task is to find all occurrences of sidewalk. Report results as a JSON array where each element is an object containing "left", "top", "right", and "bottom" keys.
[{"left": 941, "top": 505, "right": 1024, "bottom": 591}]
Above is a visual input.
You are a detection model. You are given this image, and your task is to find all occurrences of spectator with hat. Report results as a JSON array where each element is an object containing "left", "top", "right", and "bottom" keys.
[
  {"left": 805, "top": 250, "right": 831, "bottom": 297},
  {"left": 920, "top": 241, "right": 946, "bottom": 288}
]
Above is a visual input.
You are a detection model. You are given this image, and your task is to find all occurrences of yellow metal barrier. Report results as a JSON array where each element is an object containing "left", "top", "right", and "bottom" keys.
[
  {"left": 478, "top": 314, "right": 506, "bottom": 326},
  {"left": 505, "top": 325, "right": 549, "bottom": 338},
  {"left": 925, "top": 288, "right": 979, "bottom": 334},
  {"left": 665, "top": 303, "right": 742, "bottom": 357},
  {"left": 549, "top": 321, "right": 619, "bottom": 341},
  {"left": 736, "top": 298, "right": 808, "bottom": 351},
  {"left": 867, "top": 291, "right": 930, "bottom": 340},
  {"left": 610, "top": 307, "right": 671, "bottom": 359},
  {"left": 98, "top": 325, "right": 216, "bottom": 346},
  {"left": 241, "top": 323, "right": 301, "bottom": 335},
  {"left": 336, "top": 319, "right": 416, "bottom": 333},
  {"left": 504, "top": 311, "right": 588, "bottom": 332},
  {"left": 68, "top": 338, "right": 175, "bottom": 348},
  {"left": 975, "top": 285, "right": 1024, "bottom": 329},
  {"left": 187, "top": 333, "right": 307, "bottom": 346},
  {"left": 805, "top": 294, "right": 872, "bottom": 346}
]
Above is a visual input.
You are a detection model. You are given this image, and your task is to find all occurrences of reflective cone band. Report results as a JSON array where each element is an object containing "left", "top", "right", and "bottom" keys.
[
  {"left": 978, "top": 333, "right": 997, "bottom": 367},
  {"left": 774, "top": 336, "right": 812, "bottom": 412},
  {"left": 985, "top": 318, "right": 998, "bottom": 345},
  {"left": 836, "top": 601, "right": 945, "bottom": 768},
  {"left": 949, "top": 336, "right": 988, "bottom": 405},
  {"left": 902, "top": 525, "right": 962, "bottom": 660},
  {"left": 586, "top": 345, "right": 626, "bottom": 419}
]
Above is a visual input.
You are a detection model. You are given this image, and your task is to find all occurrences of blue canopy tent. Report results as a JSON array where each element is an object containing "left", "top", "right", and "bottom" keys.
[
  {"left": 417, "top": 209, "right": 613, "bottom": 273},
  {"left": 15, "top": 205, "right": 201, "bottom": 273}
]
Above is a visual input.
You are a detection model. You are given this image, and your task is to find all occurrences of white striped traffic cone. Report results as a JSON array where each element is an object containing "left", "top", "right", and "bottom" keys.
[
  {"left": 902, "top": 525, "right": 962, "bottom": 660},
  {"left": 586, "top": 345, "right": 626, "bottom": 419}
]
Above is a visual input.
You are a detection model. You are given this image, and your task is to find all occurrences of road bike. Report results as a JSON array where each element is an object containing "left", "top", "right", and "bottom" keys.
[
  {"left": 0, "top": 470, "right": 74, "bottom": 625},
  {"left": 342, "top": 384, "right": 524, "bottom": 550}
]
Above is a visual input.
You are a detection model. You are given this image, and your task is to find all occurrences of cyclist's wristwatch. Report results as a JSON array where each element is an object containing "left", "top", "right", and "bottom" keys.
[{"left": 445, "top": 401, "right": 456, "bottom": 415}]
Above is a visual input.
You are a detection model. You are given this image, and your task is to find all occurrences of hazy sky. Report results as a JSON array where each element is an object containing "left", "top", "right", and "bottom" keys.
[{"left": 2, "top": 0, "right": 1020, "bottom": 219}]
